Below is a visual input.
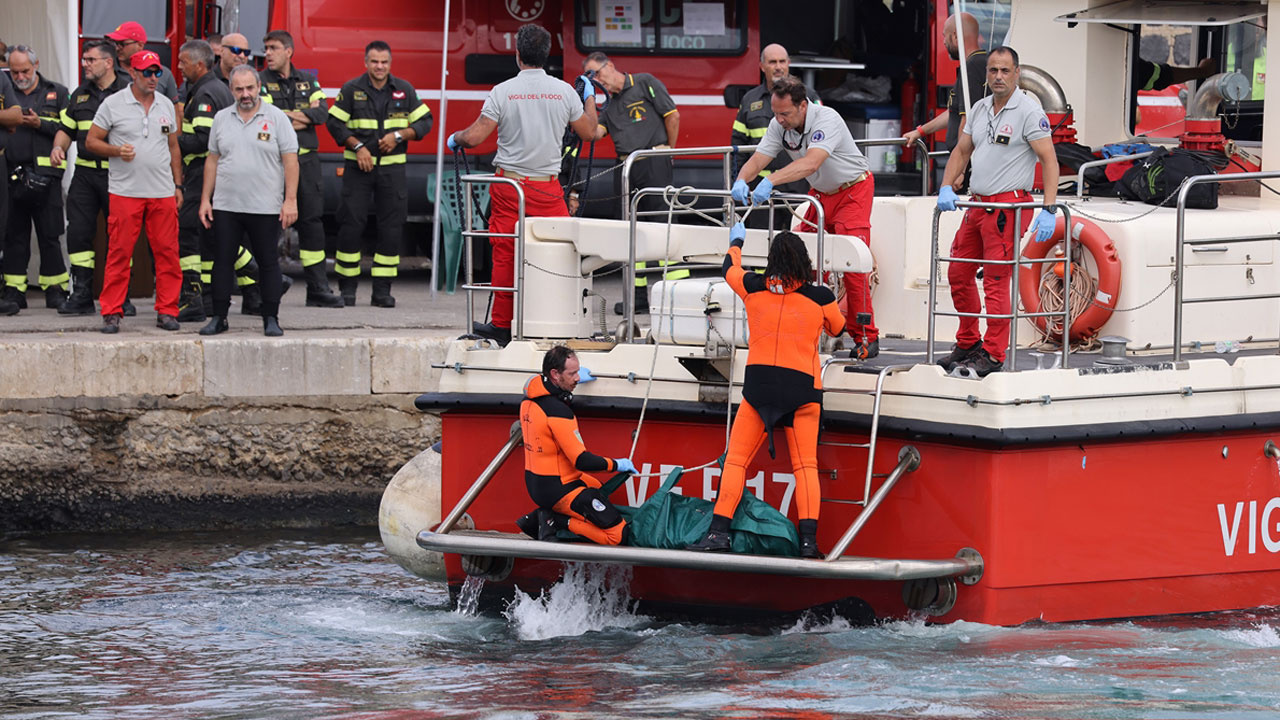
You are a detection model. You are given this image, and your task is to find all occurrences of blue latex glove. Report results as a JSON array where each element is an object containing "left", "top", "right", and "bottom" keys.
[
  {"left": 577, "top": 366, "right": 596, "bottom": 383},
  {"left": 937, "top": 185, "right": 958, "bottom": 211},
  {"left": 750, "top": 176, "right": 774, "bottom": 205},
  {"left": 729, "top": 222, "right": 745, "bottom": 246},
  {"left": 446, "top": 133, "right": 460, "bottom": 152},
  {"left": 614, "top": 458, "right": 638, "bottom": 475},
  {"left": 1032, "top": 209, "right": 1058, "bottom": 243},
  {"left": 731, "top": 179, "right": 750, "bottom": 205},
  {"left": 576, "top": 75, "right": 594, "bottom": 101}
]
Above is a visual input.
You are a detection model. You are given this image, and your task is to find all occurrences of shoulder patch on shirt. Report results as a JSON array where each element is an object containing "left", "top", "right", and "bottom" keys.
[
  {"left": 266, "top": 83, "right": 280, "bottom": 91},
  {"left": 811, "top": 130, "right": 825, "bottom": 142},
  {"left": 295, "top": 81, "right": 309, "bottom": 91},
  {"left": 46, "top": 91, "right": 57, "bottom": 101},
  {"left": 76, "top": 94, "right": 89, "bottom": 103},
  {"left": 353, "top": 90, "right": 367, "bottom": 101},
  {"left": 1039, "top": 116, "right": 1051, "bottom": 132},
  {"left": 198, "top": 103, "right": 211, "bottom": 112},
  {"left": 749, "top": 100, "right": 763, "bottom": 111},
  {"left": 392, "top": 90, "right": 405, "bottom": 99}
]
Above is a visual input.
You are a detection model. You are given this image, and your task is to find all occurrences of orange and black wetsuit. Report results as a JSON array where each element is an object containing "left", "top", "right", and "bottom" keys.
[
  {"left": 710, "top": 238, "right": 846, "bottom": 527},
  {"left": 520, "top": 374, "right": 627, "bottom": 545}
]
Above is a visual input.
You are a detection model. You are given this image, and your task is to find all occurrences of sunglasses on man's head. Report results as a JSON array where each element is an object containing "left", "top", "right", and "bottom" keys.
[
  {"left": 225, "top": 46, "right": 253, "bottom": 57},
  {"left": 139, "top": 68, "right": 162, "bottom": 78}
]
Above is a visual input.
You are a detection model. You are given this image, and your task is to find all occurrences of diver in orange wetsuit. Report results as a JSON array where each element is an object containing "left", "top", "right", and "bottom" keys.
[
  {"left": 516, "top": 345, "right": 637, "bottom": 545},
  {"left": 687, "top": 223, "right": 845, "bottom": 558}
]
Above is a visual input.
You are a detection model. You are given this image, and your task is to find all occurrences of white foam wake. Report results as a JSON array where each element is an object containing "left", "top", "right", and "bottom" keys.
[{"left": 503, "top": 563, "right": 646, "bottom": 641}]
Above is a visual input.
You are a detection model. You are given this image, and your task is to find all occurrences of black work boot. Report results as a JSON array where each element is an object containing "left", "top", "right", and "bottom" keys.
[
  {"left": 44, "top": 285, "right": 68, "bottom": 309},
  {"left": 122, "top": 298, "right": 137, "bottom": 316},
  {"left": 240, "top": 283, "right": 262, "bottom": 316},
  {"left": 303, "top": 263, "right": 344, "bottom": 307},
  {"left": 937, "top": 340, "right": 983, "bottom": 373},
  {"left": 687, "top": 515, "right": 732, "bottom": 552},
  {"left": 263, "top": 316, "right": 283, "bottom": 337},
  {"left": 176, "top": 271, "right": 206, "bottom": 322},
  {"left": 370, "top": 278, "right": 396, "bottom": 308},
  {"left": 59, "top": 267, "right": 95, "bottom": 315},
  {"left": 338, "top": 277, "right": 358, "bottom": 307},
  {"left": 798, "top": 518, "right": 820, "bottom": 559},
  {"left": 2, "top": 286, "right": 27, "bottom": 310},
  {"left": 0, "top": 295, "right": 19, "bottom": 316}
]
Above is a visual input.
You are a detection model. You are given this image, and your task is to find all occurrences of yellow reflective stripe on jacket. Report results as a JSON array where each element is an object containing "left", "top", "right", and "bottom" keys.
[
  {"left": 384, "top": 118, "right": 409, "bottom": 129},
  {"left": 407, "top": 104, "right": 430, "bottom": 123},
  {"left": 75, "top": 157, "right": 108, "bottom": 169},
  {"left": 347, "top": 118, "right": 379, "bottom": 130},
  {"left": 60, "top": 108, "right": 75, "bottom": 130},
  {"left": 183, "top": 151, "right": 209, "bottom": 165},
  {"left": 77, "top": 119, "right": 94, "bottom": 130},
  {"left": 299, "top": 147, "right": 312, "bottom": 154},
  {"left": 342, "top": 150, "right": 406, "bottom": 165},
  {"left": 328, "top": 104, "right": 351, "bottom": 122},
  {"left": 190, "top": 116, "right": 215, "bottom": 128},
  {"left": 261, "top": 94, "right": 275, "bottom": 104},
  {"left": 732, "top": 120, "right": 749, "bottom": 135},
  {"left": 36, "top": 156, "right": 67, "bottom": 170},
  {"left": 308, "top": 90, "right": 327, "bottom": 105},
  {"left": 182, "top": 121, "right": 195, "bottom": 133}
]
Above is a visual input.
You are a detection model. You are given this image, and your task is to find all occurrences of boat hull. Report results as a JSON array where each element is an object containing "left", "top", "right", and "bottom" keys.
[{"left": 436, "top": 408, "right": 1280, "bottom": 625}]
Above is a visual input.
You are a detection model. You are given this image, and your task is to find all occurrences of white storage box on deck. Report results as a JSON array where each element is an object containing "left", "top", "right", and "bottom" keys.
[{"left": 648, "top": 279, "right": 749, "bottom": 347}]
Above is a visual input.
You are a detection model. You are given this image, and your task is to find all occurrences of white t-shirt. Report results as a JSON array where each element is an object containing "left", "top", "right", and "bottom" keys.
[
  {"left": 964, "top": 89, "right": 1051, "bottom": 196},
  {"left": 756, "top": 103, "right": 869, "bottom": 194},
  {"left": 482, "top": 68, "right": 584, "bottom": 177}
]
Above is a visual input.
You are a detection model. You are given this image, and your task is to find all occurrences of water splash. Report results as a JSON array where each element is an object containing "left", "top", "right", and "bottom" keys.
[
  {"left": 1219, "top": 623, "right": 1280, "bottom": 648},
  {"left": 454, "top": 575, "right": 485, "bottom": 616},
  {"left": 503, "top": 563, "right": 645, "bottom": 641}
]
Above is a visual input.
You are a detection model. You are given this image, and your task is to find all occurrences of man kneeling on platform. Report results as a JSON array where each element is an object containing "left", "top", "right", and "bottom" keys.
[{"left": 516, "top": 345, "right": 636, "bottom": 545}]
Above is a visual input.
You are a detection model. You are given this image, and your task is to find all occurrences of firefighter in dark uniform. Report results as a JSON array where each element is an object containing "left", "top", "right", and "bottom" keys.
[
  {"left": 260, "top": 29, "right": 343, "bottom": 308},
  {"left": 176, "top": 39, "right": 235, "bottom": 322},
  {"left": 2, "top": 45, "right": 69, "bottom": 310},
  {"left": 326, "top": 40, "right": 432, "bottom": 308},
  {"left": 52, "top": 39, "right": 129, "bottom": 315},
  {"left": 581, "top": 52, "right": 685, "bottom": 315},
  {"left": 0, "top": 67, "right": 26, "bottom": 316},
  {"left": 732, "top": 43, "right": 819, "bottom": 231}
]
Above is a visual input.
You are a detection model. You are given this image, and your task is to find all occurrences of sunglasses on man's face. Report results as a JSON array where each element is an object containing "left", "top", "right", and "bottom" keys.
[
  {"left": 139, "top": 68, "right": 162, "bottom": 78},
  {"left": 225, "top": 46, "right": 253, "bottom": 57}
]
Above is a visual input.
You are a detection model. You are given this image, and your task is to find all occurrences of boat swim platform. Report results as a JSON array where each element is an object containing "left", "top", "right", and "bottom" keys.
[{"left": 417, "top": 529, "right": 984, "bottom": 582}]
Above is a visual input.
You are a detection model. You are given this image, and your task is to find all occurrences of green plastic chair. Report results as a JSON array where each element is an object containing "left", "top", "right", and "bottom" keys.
[{"left": 427, "top": 172, "right": 489, "bottom": 293}]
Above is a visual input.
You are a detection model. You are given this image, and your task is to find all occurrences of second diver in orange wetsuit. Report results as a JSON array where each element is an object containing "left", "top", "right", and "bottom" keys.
[{"left": 687, "top": 223, "right": 845, "bottom": 558}]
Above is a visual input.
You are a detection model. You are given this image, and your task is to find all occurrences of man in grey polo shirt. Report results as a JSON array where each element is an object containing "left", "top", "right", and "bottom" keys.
[
  {"left": 733, "top": 75, "right": 879, "bottom": 359},
  {"left": 448, "top": 23, "right": 597, "bottom": 346},
  {"left": 936, "top": 46, "right": 1059, "bottom": 377},
  {"left": 85, "top": 50, "right": 184, "bottom": 334},
  {"left": 197, "top": 65, "right": 299, "bottom": 337}
]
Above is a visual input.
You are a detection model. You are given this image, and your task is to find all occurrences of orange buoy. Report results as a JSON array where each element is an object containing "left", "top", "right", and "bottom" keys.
[{"left": 1019, "top": 215, "right": 1122, "bottom": 342}]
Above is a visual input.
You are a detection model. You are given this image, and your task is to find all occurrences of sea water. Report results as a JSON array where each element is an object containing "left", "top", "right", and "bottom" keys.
[{"left": 3, "top": 527, "right": 1280, "bottom": 719}]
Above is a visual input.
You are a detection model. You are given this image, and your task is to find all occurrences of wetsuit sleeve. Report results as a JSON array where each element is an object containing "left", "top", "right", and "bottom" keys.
[
  {"left": 821, "top": 289, "right": 846, "bottom": 336},
  {"left": 404, "top": 85, "right": 433, "bottom": 140},
  {"left": 547, "top": 415, "right": 615, "bottom": 473},
  {"left": 326, "top": 84, "right": 354, "bottom": 146},
  {"left": 723, "top": 245, "right": 747, "bottom": 298}
]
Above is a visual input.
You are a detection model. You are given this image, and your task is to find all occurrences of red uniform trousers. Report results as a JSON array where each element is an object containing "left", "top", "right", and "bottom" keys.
[
  {"left": 101, "top": 194, "right": 181, "bottom": 317},
  {"left": 947, "top": 189, "right": 1033, "bottom": 362},
  {"left": 797, "top": 172, "right": 877, "bottom": 342},
  {"left": 488, "top": 169, "right": 569, "bottom": 330}
]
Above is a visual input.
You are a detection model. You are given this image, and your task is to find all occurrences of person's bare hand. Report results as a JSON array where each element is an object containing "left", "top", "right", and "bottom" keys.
[
  {"left": 280, "top": 198, "right": 298, "bottom": 229},
  {"left": 378, "top": 132, "right": 398, "bottom": 153},
  {"left": 119, "top": 144, "right": 136, "bottom": 162},
  {"left": 50, "top": 146, "right": 66, "bottom": 167},
  {"left": 356, "top": 146, "right": 374, "bottom": 172}
]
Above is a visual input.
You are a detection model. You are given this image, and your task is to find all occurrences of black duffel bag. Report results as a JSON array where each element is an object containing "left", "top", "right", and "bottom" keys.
[{"left": 1116, "top": 147, "right": 1220, "bottom": 209}]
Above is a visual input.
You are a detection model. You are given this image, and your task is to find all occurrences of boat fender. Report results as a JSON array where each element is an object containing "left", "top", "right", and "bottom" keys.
[
  {"left": 1018, "top": 215, "right": 1121, "bottom": 342},
  {"left": 379, "top": 444, "right": 447, "bottom": 582}
]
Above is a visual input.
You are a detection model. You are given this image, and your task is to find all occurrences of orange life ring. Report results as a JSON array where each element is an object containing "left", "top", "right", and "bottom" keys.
[{"left": 1018, "top": 215, "right": 1122, "bottom": 342}]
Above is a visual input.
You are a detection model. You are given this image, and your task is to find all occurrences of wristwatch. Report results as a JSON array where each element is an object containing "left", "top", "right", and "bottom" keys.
[
  {"left": 1042, "top": 205, "right": 1058, "bottom": 214},
  {"left": 393, "top": 131, "right": 403, "bottom": 143}
]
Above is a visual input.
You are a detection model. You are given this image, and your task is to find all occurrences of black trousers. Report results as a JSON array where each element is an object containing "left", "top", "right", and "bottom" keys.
[
  {"left": 4, "top": 171, "right": 66, "bottom": 291},
  {"left": 179, "top": 162, "right": 215, "bottom": 280},
  {"left": 295, "top": 152, "right": 327, "bottom": 267},
  {"left": 336, "top": 161, "right": 405, "bottom": 279},
  {"left": 65, "top": 167, "right": 110, "bottom": 270},
  {"left": 614, "top": 155, "right": 673, "bottom": 218},
  {"left": 212, "top": 210, "right": 282, "bottom": 318}
]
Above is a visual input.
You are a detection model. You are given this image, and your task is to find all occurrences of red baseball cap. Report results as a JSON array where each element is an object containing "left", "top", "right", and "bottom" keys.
[
  {"left": 107, "top": 21, "right": 147, "bottom": 45},
  {"left": 130, "top": 50, "right": 163, "bottom": 71}
]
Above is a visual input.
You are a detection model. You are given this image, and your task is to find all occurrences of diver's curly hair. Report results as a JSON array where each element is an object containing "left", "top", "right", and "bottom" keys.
[{"left": 764, "top": 231, "right": 813, "bottom": 285}]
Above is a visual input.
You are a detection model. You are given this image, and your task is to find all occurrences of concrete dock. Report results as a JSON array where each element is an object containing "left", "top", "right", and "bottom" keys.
[{"left": 0, "top": 273, "right": 573, "bottom": 533}]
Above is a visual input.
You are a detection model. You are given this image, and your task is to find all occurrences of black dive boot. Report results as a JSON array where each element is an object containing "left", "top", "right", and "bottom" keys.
[
  {"left": 303, "top": 263, "right": 344, "bottom": 307},
  {"left": 58, "top": 267, "right": 96, "bottom": 315},
  {"left": 515, "top": 508, "right": 560, "bottom": 541},
  {"left": 798, "top": 518, "right": 820, "bottom": 559},
  {"left": 176, "top": 271, "right": 206, "bottom": 322},
  {"left": 687, "top": 514, "right": 732, "bottom": 552}
]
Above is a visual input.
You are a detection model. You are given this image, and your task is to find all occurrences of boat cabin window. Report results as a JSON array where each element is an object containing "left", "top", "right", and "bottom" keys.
[{"left": 575, "top": 0, "right": 748, "bottom": 56}]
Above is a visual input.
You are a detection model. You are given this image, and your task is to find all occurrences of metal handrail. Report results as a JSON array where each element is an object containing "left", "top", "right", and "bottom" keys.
[
  {"left": 621, "top": 145, "right": 741, "bottom": 220},
  {"left": 823, "top": 445, "right": 921, "bottom": 561},
  {"left": 1173, "top": 171, "right": 1280, "bottom": 361},
  {"left": 459, "top": 174, "right": 526, "bottom": 341},
  {"left": 927, "top": 200, "right": 1075, "bottom": 371},
  {"left": 1075, "top": 151, "right": 1155, "bottom": 199},
  {"left": 436, "top": 422, "right": 523, "bottom": 534},
  {"left": 855, "top": 137, "right": 932, "bottom": 195},
  {"left": 621, "top": 187, "right": 828, "bottom": 341}
]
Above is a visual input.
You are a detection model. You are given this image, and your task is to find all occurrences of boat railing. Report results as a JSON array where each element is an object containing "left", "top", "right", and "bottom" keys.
[
  {"left": 1173, "top": 171, "right": 1280, "bottom": 361},
  {"left": 459, "top": 174, "right": 527, "bottom": 342},
  {"left": 817, "top": 362, "right": 914, "bottom": 510},
  {"left": 621, "top": 186, "right": 828, "bottom": 341},
  {"left": 927, "top": 201, "right": 1076, "bottom": 371}
]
